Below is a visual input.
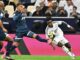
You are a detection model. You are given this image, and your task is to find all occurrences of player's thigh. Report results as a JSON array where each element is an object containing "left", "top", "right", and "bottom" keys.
[
  {"left": 60, "top": 37, "right": 69, "bottom": 45},
  {"left": 53, "top": 36, "right": 62, "bottom": 45}
]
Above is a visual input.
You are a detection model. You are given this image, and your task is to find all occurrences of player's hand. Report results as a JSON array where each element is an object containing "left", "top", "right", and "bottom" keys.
[
  {"left": 50, "top": 42, "right": 55, "bottom": 50},
  {"left": 52, "top": 44, "right": 55, "bottom": 50},
  {"left": 47, "top": 39, "right": 52, "bottom": 44},
  {"left": 47, "top": 39, "right": 55, "bottom": 50}
]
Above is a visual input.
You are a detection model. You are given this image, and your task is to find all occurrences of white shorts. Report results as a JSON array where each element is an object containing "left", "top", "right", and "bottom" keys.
[{"left": 52, "top": 35, "right": 69, "bottom": 45}]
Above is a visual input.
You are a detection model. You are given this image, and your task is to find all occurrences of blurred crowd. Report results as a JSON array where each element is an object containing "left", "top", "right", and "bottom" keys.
[{"left": 0, "top": 0, "right": 80, "bottom": 18}]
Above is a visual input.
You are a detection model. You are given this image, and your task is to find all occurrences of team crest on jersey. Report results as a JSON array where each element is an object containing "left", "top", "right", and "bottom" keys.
[
  {"left": 21, "top": 17, "right": 26, "bottom": 20},
  {"left": 48, "top": 31, "right": 55, "bottom": 39}
]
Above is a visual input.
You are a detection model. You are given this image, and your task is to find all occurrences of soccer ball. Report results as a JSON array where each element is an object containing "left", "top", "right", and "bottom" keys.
[{"left": 48, "top": 31, "right": 54, "bottom": 39}]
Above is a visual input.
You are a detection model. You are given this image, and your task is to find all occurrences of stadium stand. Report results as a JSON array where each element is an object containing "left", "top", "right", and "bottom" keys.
[{"left": 5, "top": 5, "right": 14, "bottom": 17}]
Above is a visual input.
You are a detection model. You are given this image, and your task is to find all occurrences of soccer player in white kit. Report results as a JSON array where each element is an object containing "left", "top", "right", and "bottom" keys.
[{"left": 45, "top": 20, "right": 75, "bottom": 60}]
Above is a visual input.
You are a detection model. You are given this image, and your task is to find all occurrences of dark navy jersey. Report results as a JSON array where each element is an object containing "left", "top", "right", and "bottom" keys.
[{"left": 13, "top": 11, "right": 29, "bottom": 32}]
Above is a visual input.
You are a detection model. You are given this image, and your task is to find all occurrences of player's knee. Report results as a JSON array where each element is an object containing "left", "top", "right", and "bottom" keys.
[
  {"left": 57, "top": 42, "right": 63, "bottom": 47},
  {"left": 13, "top": 38, "right": 22, "bottom": 47},
  {"left": 65, "top": 43, "right": 71, "bottom": 51},
  {"left": 33, "top": 34, "right": 37, "bottom": 38},
  {"left": 13, "top": 42, "right": 19, "bottom": 47}
]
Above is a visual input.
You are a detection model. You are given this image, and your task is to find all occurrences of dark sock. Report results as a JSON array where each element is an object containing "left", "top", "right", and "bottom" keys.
[
  {"left": 6, "top": 45, "right": 16, "bottom": 56},
  {"left": 6, "top": 41, "right": 13, "bottom": 51},
  {"left": 36, "top": 35, "right": 47, "bottom": 42},
  {"left": 6, "top": 41, "right": 13, "bottom": 56}
]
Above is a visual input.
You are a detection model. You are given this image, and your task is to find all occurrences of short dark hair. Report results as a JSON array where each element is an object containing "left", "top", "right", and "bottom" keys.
[{"left": 47, "top": 20, "right": 53, "bottom": 24}]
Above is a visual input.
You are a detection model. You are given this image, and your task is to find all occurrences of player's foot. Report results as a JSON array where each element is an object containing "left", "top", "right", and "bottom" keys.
[
  {"left": 1, "top": 52, "right": 6, "bottom": 59},
  {"left": 1, "top": 52, "right": 14, "bottom": 60},
  {"left": 47, "top": 39, "right": 52, "bottom": 44},
  {"left": 2, "top": 56, "right": 14, "bottom": 60},
  {"left": 5, "top": 56, "right": 14, "bottom": 60},
  {"left": 71, "top": 53, "right": 76, "bottom": 60}
]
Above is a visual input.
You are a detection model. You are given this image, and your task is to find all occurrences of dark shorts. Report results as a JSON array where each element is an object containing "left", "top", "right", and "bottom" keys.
[
  {"left": 15, "top": 30, "right": 35, "bottom": 42},
  {"left": 16, "top": 30, "right": 35, "bottom": 38},
  {"left": 0, "top": 32, "right": 6, "bottom": 41}
]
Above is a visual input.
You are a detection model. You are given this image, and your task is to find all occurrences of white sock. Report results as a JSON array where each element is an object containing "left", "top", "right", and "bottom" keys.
[{"left": 62, "top": 46, "right": 75, "bottom": 59}]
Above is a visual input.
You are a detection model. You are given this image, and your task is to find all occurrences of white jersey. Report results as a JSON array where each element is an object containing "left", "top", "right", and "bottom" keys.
[
  {"left": 45, "top": 21, "right": 69, "bottom": 45},
  {"left": 45, "top": 21, "right": 64, "bottom": 38}
]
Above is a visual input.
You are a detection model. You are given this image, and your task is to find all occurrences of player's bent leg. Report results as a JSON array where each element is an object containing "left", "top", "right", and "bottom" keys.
[
  {"left": 2, "top": 37, "right": 21, "bottom": 60},
  {"left": 34, "top": 34, "right": 47, "bottom": 42},
  {"left": 27, "top": 31, "right": 47, "bottom": 42},
  {"left": 62, "top": 45, "right": 75, "bottom": 59},
  {"left": 4, "top": 36, "right": 13, "bottom": 50},
  {"left": 4, "top": 41, "right": 18, "bottom": 60},
  {"left": 5, "top": 32, "right": 23, "bottom": 57},
  {"left": 65, "top": 43, "right": 75, "bottom": 59},
  {"left": 0, "top": 32, "right": 7, "bottom": 51},
  {"left": 56, "top": 41, "right": 75, "bottom": 60},
  {"left": 5, "top": 38, "right": 21, "bottom": 56},
  {"left": 59, "top": 38, "right": 75, "bottom": 59}
]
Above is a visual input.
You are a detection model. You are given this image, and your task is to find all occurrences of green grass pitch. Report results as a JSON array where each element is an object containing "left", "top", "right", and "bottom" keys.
[{"left": 0, "top": 55, "right": 80, "bottom": 60}]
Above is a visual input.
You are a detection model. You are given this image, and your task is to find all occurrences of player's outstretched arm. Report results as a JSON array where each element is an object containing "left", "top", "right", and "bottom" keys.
[{"left": 62, "top": 21, "right": 75, "bottom": 31}]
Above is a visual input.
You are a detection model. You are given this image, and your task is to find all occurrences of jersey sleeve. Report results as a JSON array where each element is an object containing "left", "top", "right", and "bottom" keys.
[{"left": 56, "top": 21, "right": 63, "bottom": 25}]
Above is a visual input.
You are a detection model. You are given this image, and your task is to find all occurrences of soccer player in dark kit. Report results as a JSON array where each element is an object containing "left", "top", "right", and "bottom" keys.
[
  {"left": 3, "top": 3, "right": 51, "bottom": 60},
  {"left": 0, "top": 1, "right": 15, "bottom": 60}
]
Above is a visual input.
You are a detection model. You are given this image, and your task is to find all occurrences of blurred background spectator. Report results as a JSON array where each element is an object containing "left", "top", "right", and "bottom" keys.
[
  {"left": 57, "top": 6, "right": 68, "bottom": 17},
  {"left": 72, "top": 0, "right": 80, "bottom": 15},
  {"left": 19, "top": 0, "right": 36, "bottom": 8},
  {"left": 39, "top": 1, "right": 48, "bottom": 16},
  {"left": 32, "top": 6, "right": 41, "bottom": 16},
  {"left": 0, "top": 0, "right": 79, "bottom": 18},
  {"left": 45, "top": 1, "right": 58, "bottom": 17},
  {"left": 0, "top": 0, "right": 80, "bottom": 33},
  {"left": 35, "top": 0, "right": 44, "bottom": 6},
  {"left": 3, "top": 0, "right": 9, "bottom": 6},
  {"left": 70, "top": 6, "right": 78, "bottom": 17}
]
